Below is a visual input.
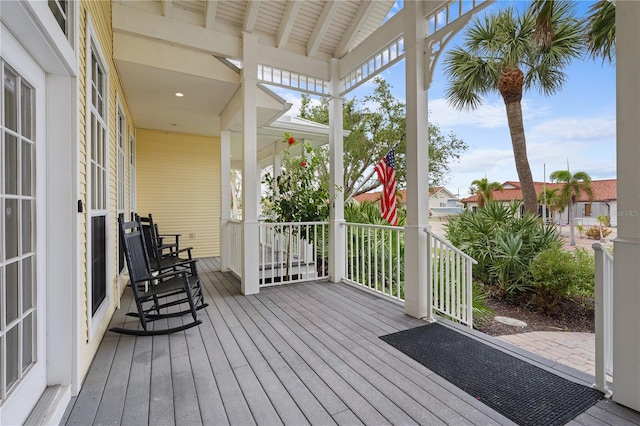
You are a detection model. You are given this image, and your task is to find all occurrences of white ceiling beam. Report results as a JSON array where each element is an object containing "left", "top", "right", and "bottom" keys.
[
  {"left": 277, "top": 1, "right": 301, "bottom": 48},
  {"left": 243, "top": 1, "right": 261, "bottom": 33},
  {"left": 113, "top": 2, "right": 241, "bottom": 59},
  {"left": 161, "top": 0, "right": 173, "bottom": 17},
  {"left": 333, "top": 0, "right": 376, "bottom": 58},
  {"left": 306, "top": 0, "right": 342, "bottom": 58},
  {"left": 338, "top": 10, "right": 404, "bottom": 80},
  {"left": 256, "top": 45, "right": 330, "bottom": 81},
  {"left": 204, "top": 0, "right": 218, "bottom": 29}
]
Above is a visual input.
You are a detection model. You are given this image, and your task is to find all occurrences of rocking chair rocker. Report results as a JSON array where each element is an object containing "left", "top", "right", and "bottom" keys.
[{"left": 109, "top": 217, "right": 202, "bottom": 336}]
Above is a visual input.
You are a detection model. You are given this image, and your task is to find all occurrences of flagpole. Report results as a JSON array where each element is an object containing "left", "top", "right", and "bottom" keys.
[
  {"left": 344, "top": 141, "right": 400, "bottom": 203},
  {"left": 543, "top": 163, "right": 547, "bottom": 223}
]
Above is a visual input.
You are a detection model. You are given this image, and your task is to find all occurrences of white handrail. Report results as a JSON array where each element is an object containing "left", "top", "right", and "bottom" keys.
[
  {"left": 228, "top": 220, "right": 243, "bottom": 278},
  {"left": 592, "top": 242, "right": 613, "bottom": 397},
  {"left": 424, "top": 227, "right": 477, "bottom": 328},
  {"left": 343, "top": 223, "right": 404, "bottom": 301}
]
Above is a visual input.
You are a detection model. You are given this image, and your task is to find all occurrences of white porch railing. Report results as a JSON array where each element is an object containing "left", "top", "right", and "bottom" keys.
[
  {"left": 592, "top": 243, "right": 613, "bottom": 397},
  {"left": 425, "top": 228, "right": 477, "bottom": 328},
  {"left": 228, "top": 220, "right": 243, "bottom": 277},
  {"left": 258, "top": 222, "right": 329, "bottom": 287},
  {"left": 343, "top": 223, "right": 404, "bottom": 302}
]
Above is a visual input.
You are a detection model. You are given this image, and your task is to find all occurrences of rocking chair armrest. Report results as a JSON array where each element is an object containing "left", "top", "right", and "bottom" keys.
[
  {"left": 162, "top": 247, "right": 194, "bottom": 259},
  {"left": 155, "top": 258, "right": 198, "bottom": 273},
  {"left": 152, "top": 268, "right": 189, "bottom": 282}
]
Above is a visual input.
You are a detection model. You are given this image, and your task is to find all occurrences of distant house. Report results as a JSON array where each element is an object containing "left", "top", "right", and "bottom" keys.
[
  {"left": 460, "top": 179, "right": 617, "bottom": 226},
  {"left": 353, "top": 186, "right": 463, "bottom": 218}
]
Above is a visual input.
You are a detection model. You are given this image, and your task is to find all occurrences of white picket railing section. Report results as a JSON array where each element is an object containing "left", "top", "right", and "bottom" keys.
[
  {"left": 343, "top": 223, "right": 404, "bottom": 302},
  {"left": 258, "top": 222, "right": 328, "bottom": 287},
  {"left": 592, "top": 243, "right": 613, "bottom": 397},
  {"left": 426, "top": 228, "right": 477, "bottom": 328},
  {"left": 228, "top": 220, "right": 243, "bottom": 278}
]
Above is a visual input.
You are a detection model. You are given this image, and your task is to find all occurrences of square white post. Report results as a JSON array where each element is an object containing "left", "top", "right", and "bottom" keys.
[
  {"left": 220, "top": 130, "right": 231, "bottom": 271},
  {"left": 328, "top": 58, "right": 346, "bottom": 282},
  {"left": 403, "top": 4, "right": 431, "bottom": 320},
  {"left": 241, "top": 32, "right": 260, "bottom": 295},
  {"left": 612, "top": 0, "right": 640, "bottom": 411}
]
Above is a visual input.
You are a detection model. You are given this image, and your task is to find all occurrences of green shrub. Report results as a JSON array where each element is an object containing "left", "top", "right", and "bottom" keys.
[
  {"left": 445, "top": 202, "right": 561, "bottom": 297},
  {"left": 530, "top": 247, "right": 595, "bottom": 312}
]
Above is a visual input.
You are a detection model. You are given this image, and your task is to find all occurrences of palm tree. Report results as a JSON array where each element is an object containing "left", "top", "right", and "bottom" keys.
[
  {"left": 444, "top": 4, "right": 583, "bottom": 215},
  {"left": 470, "top": 178, "right": 504, "bottom": 208},
  {"left": 549, "top": 170, "right": 594, "bottom": 246},
  {"left": 531, "top": 0, "right": 615, "bottom": 63},
  {"left": 537, "top": 187, "right": 561, "bottom": 223}
]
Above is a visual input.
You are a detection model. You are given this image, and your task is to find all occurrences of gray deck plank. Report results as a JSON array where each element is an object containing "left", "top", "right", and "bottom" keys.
[
  {"left": 200, "top": 278, "right": 283, "bottom": 426},
  {"left": 261, "top": 288, "right": 420, "bottom": 425},
  {"left": 250, "top": 290, "right": 392, "bottom": 425},
  {"left": 148, "top": 320, "right": 175, "bottom": 426},
  {"left": 205, "top": 277, "right": 310, "bottom": 426},
  {"left": 210, "top": 273, "right": 337, "bottom": 426},
  {"left": 286, "top": 284, "right": 514, "bottom": 425},
  {"left": 270, "top": 285, "right": 475, "bottom": 426},
  {"left": 120, "top": 324, "right": 152, "bottom": 425},
  {"left": 191, "top": 296, "right": 254, "bottom": 426},
  {"left": 64, "top": 298, "right": 130, "bottom": 426},
  {"left": 284, "top": 283, "right": 511, "bottom": 426},
  {"left": 63, "top": 259, "right": 640, "bottom": 426},
  {"left": 591, "top": 399, "right": 640, "bottom": 424},
  {"left": 168, "top": 316, "right": 203, "bottom": 426}
]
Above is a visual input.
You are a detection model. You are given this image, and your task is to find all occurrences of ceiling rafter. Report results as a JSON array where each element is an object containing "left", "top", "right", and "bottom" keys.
[
  {"left": 243, "top": 1, "right": 261, "bottom": 33},
  {"left": 277, "top": 1, "right": 301, "bottom": 48},
  {"left": 204, "top": 0, "right": 218, "bottom": 29},
  {"left": 161, "top": 0, "right": 173, "bottom": 17},
  {"left": 306, "top": 0, "right": 342, "bottom": 58},
  {"left": 333, "top": 0, "right": 376, "bottom": 58}
]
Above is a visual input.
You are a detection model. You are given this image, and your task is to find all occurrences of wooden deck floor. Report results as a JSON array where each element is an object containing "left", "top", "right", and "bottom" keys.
[{"left": 62, "top": 258, "right": 640, "bottom": 425}]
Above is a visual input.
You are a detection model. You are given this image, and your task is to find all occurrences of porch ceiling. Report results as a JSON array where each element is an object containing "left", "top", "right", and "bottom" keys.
[{"left": 112, "top": 1, "right": 467, "bottom": 148}]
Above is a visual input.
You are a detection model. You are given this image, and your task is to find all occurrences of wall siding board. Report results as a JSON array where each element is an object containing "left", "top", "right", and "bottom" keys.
[{"left": 136, "top": 129, "right": 221, "bottom": 258}]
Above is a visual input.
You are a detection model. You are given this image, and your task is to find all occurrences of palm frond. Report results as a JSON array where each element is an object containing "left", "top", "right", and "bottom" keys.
[{"left": 584, "top": 0, "right": 615, "bottom": 64}]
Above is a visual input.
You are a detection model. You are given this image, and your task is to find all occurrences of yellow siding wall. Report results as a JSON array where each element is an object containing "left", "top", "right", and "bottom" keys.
[
  {"left": 78, "top": 0, "right": 135, "bottom": 377},
  {"left": 136, "top": 129, "right": 221, "bottom": 258}
]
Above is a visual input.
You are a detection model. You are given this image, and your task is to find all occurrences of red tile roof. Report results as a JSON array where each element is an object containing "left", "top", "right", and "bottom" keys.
[
  {"left": 353, "top": 187, "right": 447, "bottom": 204},
  {"left": 460, "top": 179, "right": 616, "bottom": 204}
]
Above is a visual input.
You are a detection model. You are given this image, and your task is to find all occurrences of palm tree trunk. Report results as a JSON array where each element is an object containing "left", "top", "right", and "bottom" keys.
[
  {"left": 503, "top": 100, "right": 538, "bottom": 214},
  {"left": 568, "top": 200, "right": 575, "bottom": 245}
]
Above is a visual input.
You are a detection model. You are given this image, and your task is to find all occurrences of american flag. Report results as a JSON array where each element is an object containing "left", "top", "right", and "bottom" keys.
[{"left": 374, "top": 147, "right": 398, "bottom": 226}]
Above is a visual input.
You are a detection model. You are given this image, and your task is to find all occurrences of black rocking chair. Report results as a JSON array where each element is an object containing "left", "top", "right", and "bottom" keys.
[
  {"left": 136, "top": 213, "right": 207, "bottom": 310},
  {"left": 109, "top": 217, "right": 202, "bottom": 336}
]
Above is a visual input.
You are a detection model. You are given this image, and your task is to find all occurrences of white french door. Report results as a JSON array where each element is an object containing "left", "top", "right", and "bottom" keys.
[{"left": 0, "top": 26, "right": 46, "bottom": 424}]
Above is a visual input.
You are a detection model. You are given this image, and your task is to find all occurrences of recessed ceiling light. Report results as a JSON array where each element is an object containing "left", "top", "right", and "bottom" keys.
[{"left": 175, "top": 92, "right": 184, "bottom": 97}]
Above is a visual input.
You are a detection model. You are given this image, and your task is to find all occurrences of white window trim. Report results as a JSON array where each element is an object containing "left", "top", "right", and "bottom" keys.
[
  {"left": 84, "top": 16, "right": 111, "bottom": 341},
  {"left": 129, "top": 131, "right": 136, "bottom": 214}
]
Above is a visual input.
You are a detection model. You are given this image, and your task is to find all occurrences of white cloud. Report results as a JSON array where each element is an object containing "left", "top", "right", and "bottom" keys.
[
  {"left": 529, "top": 116, "right": 616, "bottom": 143},
  {"left": 429, "top": 98, "right": 552, "bottom": 129}
]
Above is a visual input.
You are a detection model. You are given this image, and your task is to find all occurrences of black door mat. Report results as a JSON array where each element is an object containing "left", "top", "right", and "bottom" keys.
[{"left": 380, "top": 323, "right": 603, "bottom": 426}]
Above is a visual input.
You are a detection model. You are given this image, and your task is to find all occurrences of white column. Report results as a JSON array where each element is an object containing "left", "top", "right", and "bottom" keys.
[
  {"left": 241, "top": 33, "right": 260, "bottom": 295},
  {"left": 328, "top": 58, "right": 346, "bottom": 282},
  {"left": 403, "top": 4, "right": 431, "bottom": 320},
  {"left": 220, "top": 130, "right": 231, "bottom": 271},
  {"left": 612, "top": 0, "right": 640, "bottom": 411}
]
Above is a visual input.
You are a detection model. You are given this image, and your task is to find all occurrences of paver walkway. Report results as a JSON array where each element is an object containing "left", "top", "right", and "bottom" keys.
[{"left": 499, "top": 331, "right": 600, "bottom": 377}]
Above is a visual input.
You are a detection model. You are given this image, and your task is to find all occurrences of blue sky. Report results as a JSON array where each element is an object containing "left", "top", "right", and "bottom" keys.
[{"left": 273, "top": 0, "right": 616, "bottom": 198}]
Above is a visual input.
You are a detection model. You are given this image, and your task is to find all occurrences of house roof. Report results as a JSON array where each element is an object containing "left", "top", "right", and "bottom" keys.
[
  {"left": 353, "top": 187, "right": 452, "bottom": 204},
  {"left": 460, "top": 179, "right": 617, "bottom": 204}
]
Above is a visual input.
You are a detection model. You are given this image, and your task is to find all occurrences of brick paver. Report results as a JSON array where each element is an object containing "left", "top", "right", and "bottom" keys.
[{"left": 498, "top": 331, "right": 600, "bottom": 377}]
